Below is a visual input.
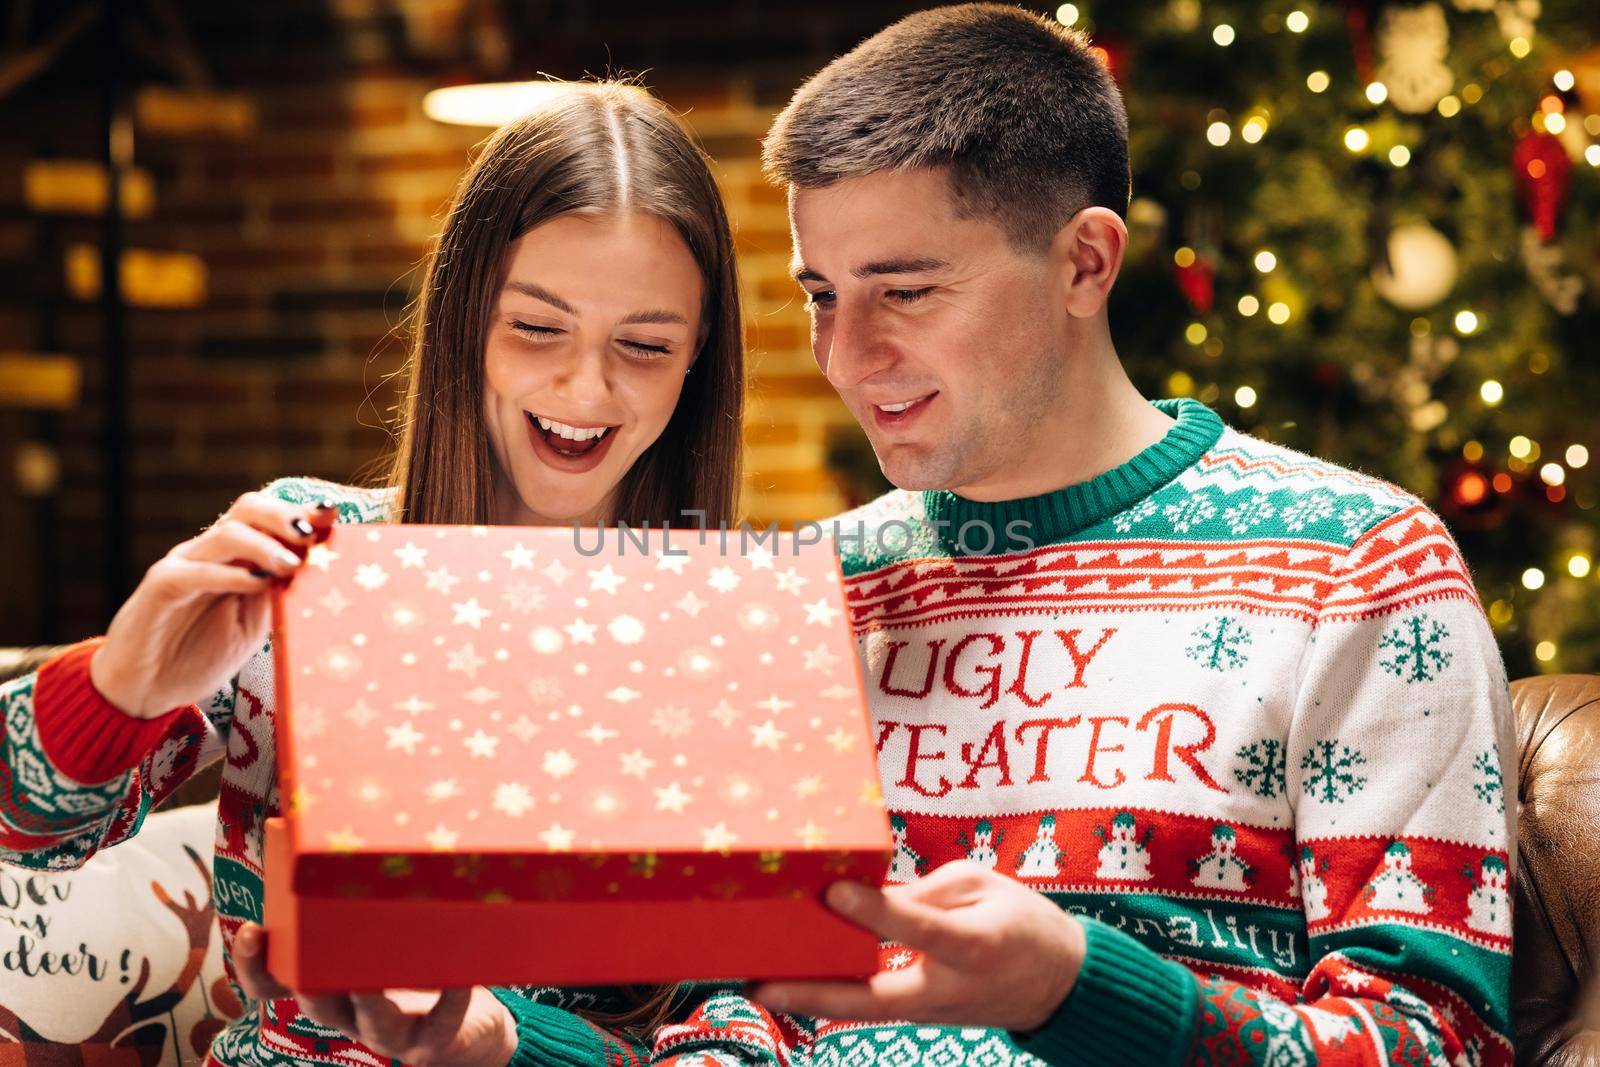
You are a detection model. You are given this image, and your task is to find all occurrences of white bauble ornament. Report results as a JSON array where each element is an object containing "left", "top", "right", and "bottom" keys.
[
  {"left": 1372, "top": 222, "right": 1459, "bottom": 309},
  {"left": 1377, "top": 2, "right": 1454, "bottom": 113}
]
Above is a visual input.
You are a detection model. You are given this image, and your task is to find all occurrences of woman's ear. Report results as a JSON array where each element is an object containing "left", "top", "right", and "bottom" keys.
[{"left": 1049, "top": 206, "right": 1128, "bottom": 320}]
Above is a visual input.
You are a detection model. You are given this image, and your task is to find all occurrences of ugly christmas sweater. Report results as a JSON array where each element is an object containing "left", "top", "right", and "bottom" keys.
[
  {"left": 0, "top": 476, "right": 801, "bottom": 1067},
  {"left": 656, "top": 397, "right": 1517, "bottom": 1067}
]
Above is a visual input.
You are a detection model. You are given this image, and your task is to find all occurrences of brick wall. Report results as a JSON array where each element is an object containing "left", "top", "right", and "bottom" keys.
[{"left": 1, "top": 0, "right": 943, "bottom": 642}]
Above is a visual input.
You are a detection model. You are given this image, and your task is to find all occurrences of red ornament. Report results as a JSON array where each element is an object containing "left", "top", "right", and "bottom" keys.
[
  {"left": 1174, "top": 256, "right": 1215, "bottom": 315},
  {"left": 1512, "top": 131, "right": 1573, "bottom": 241},
  {"left": 1339, "top": 0, "right": 1380, "bottom": 83}
]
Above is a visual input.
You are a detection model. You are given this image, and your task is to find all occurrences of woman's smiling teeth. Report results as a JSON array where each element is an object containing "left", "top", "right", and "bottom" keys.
[{"left": 531, "top": 413, "right": 613, "bottom": 441}]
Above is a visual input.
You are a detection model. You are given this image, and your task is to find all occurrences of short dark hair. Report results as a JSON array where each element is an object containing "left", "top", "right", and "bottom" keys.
[{"left": 761, "top": 3, "right": 1130, "bottom": 251}]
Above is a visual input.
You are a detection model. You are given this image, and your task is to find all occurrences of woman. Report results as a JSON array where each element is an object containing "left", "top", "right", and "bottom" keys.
[{"left": 0, "top": 81, "right": 752, "bottom": 1067}]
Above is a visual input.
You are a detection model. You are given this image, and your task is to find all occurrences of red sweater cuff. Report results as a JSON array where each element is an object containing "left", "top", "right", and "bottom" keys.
[{"left": 32, "top": 637, "right": 198, "bottom": 785}]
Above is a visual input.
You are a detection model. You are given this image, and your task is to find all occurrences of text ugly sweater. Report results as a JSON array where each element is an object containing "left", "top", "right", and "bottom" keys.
[{"left": 779, "top": 396, "right": 1516, "bottom": 1067}]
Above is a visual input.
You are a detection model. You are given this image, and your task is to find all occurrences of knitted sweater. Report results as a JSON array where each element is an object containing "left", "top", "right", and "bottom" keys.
[
  {"left": 1, "top": 396, "right": 1516, "bottom": 1067},
  {"left": 773, "top": 396, "right": 1514, "bottom": 1067}
]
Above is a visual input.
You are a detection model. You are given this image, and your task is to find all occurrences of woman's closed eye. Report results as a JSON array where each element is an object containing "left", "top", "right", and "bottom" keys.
[
  {"left": 509, "top": 319, "right": 562, "bottom": 338},
  {"left": 510, "top": 320, "right": 671, "bottom": 358}
]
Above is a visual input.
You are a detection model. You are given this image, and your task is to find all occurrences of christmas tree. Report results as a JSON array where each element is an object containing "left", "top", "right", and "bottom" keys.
[{"left": 1078, "top": 0, "right": 1600, "bottom": 677}]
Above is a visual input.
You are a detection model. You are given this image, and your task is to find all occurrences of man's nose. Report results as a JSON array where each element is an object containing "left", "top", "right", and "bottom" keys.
[{"left": 820, "top": 301, "right": 892, "bottom": 390}]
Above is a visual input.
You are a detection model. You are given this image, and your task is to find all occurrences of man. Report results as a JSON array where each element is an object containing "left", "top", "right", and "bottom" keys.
[{"left": 663, "top": 5, "right": 1515, "bottom": 1065}]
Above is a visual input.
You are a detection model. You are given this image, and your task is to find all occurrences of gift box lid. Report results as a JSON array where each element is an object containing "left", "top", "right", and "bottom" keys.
[{"left": 270, "top": 523, "right": 891, "bottom": 900}]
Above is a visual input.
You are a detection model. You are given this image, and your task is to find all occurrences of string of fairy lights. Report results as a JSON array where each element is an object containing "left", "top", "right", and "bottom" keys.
[{"left": 1054, "top": 2, "right": 1597, "bottom": 668}]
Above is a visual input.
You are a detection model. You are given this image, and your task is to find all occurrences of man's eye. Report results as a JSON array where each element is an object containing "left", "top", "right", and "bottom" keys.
[
  {"left": 804, "top": 290, "right": 836, "bottom": 309},
  {"left": 888, "top": 288, "right": 932, "bottom": 304}
]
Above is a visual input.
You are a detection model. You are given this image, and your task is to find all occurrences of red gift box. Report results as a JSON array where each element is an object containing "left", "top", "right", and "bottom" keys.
[{"left": 264, "top": 524, "right": 891, "bottom": 992}]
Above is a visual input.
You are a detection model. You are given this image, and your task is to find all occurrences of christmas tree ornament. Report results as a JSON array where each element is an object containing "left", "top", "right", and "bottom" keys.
[
  {"left": 1173, "top": 252, "right": 1216, "bottom": 314},
  {"left": 1371, "top": 221, "right": 1460, "bottom": 309},
  {"left": 1520, "top": 225, "right": 1583, "bottom": 313},
  {"left": 1376, "top": 3, "right": 1455, "bottom": 114},
  {"left": 1512, "top": 130, "right": 1573, "bottom": 240},
  {"left": 264, "top": 524, "right": 892, "bottom": 992},
  {"left": 1493, "top": 0, "right": 1539, "bottom": 40}
]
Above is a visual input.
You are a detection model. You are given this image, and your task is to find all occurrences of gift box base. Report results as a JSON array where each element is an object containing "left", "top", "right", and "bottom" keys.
[{"left": 264, "top": 820, "right": 881, "bottom": 993}]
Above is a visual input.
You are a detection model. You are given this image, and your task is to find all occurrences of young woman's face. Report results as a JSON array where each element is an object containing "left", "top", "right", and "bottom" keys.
[{"left": 483, "top": 212, "right": 704, "bottom": 525}]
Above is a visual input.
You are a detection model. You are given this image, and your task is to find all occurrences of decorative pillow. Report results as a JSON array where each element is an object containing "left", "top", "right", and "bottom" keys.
[{"left": 0, "top": 800, "right": 242, "bottom": 1064}]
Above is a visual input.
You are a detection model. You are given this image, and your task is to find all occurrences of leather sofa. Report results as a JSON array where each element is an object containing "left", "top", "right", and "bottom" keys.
[{"left": 1513, "top": 674, "right": 1600, "bottom": 1066}]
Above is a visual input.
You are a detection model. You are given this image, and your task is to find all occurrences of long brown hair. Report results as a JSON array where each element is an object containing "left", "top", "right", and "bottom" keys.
[
  {"left": 375, "top": 81, "right": 743, "bottom": 1037},
  {"left": 382, "top": 80, "right": 743, "bottom": 530}
]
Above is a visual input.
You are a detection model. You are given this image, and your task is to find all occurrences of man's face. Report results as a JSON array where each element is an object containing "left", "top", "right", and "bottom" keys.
[{"left": 789, "top": 168, "right": 1069, "bottom": 497}]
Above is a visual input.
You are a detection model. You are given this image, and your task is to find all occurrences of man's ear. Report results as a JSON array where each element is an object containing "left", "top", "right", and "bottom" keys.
[{"left": 1049, "top": 206, "right": 1128, "bottom": 319}]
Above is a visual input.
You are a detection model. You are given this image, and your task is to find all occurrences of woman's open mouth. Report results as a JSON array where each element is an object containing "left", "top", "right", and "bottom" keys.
[{"left": 525, "top": 411, "right": 620, "bottom": 472}]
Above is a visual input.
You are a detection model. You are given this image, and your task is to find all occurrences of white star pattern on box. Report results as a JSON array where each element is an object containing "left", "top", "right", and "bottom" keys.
[
  {"left": 386, "top": 722, "right": 425, "bottom": 754},
  {"left": 354, "top": 564, "right": 389, "bottom": 591},
  {"left": 802, "top": 643, "right": 840, "bottom": 673},
  {"left": 493, "top": 782, "right": 534, "bottom": 817},
  {"left": 654, "top": 781, "right": 692, "bottom": 813},
  {"left": 706, "top": 700, "right": 741, "bottom": 728},
  {"left": 395, "top": 694, "right": 435, "bottom": 716},
  {"left": 446, "top": 643, "right": 487, "bottom": 678},
  {"left": 607, "top": 615, "right": 646, "bottom": 644},
  {"left": 279, "top": 526, "right": 886, "bottom": 857},
  {"left": 588, "top": 564, "right": 626, "bottom": 594},
  {"left": 542, "top": 750, "right": 577, "bottom": 778},
  {"left": 620, "top": 750, "right": 656, "bottom": 778},
  {"left": 426, "top": 778, "right": 462, "bottom": 802},
  {"left": 539, "top": 823, "right": 575, "bottom": 850},
  {"left": 564, "top": 618, "right": 598, "bottom": 644},
  {"left": 655, "top": 552, "right": 690, "bottom": 575},
  {"left": 501, "top": 581, "right": 545, "bottom": 614},
  {"left": 803, "top": 598, "right": 842, "bottom": 626},
  {"left": 463, "top": 730, "right": 499, "bottom": 759},
  {"left": 700, "top": 822, "right": 738, "bottom": 853},
  {"left": 749, "top": 720, "right": 787, "bottom": 750},
  {"left": 580, "top": 723, "right": 619, "bottom": 745},
  {"left": 424, "top": 566, "right": 461, "bottom": 594},
  {"left": 343, "top": 699, "right": 377, "bottom": 727},
  {"left": 774, "top": 568, "right": 808, "bottom": 595},
  {"left": 707, "top": 566, "right": 741, "bottom": 593},
  {"left": 452, "top": 598, "right": 491, "bottom": 628},
  {"left": 305, "top": 544, "right": 339, "bottom": 571},
  {"left": 755, "top": 695, "right": 795, "bottom": 716},
  {"left": 502, "top": 543, "right": 537, "bottom": 570}
]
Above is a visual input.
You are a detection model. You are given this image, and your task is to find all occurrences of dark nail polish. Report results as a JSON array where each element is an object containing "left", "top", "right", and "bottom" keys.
[
  {"left": 291, "top": 518, "right": 314, "bottom": 537},
  {"left": 314, "top": 499, "right": 336, "bottom": 512},
  {"left": 250, "top": 567, "right": 271, "bottom": 579}
]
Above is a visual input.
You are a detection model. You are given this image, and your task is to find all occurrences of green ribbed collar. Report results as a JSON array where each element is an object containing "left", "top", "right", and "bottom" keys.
[{"left": 921, "top": 397, "right": 1225, "bottom": 554}]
